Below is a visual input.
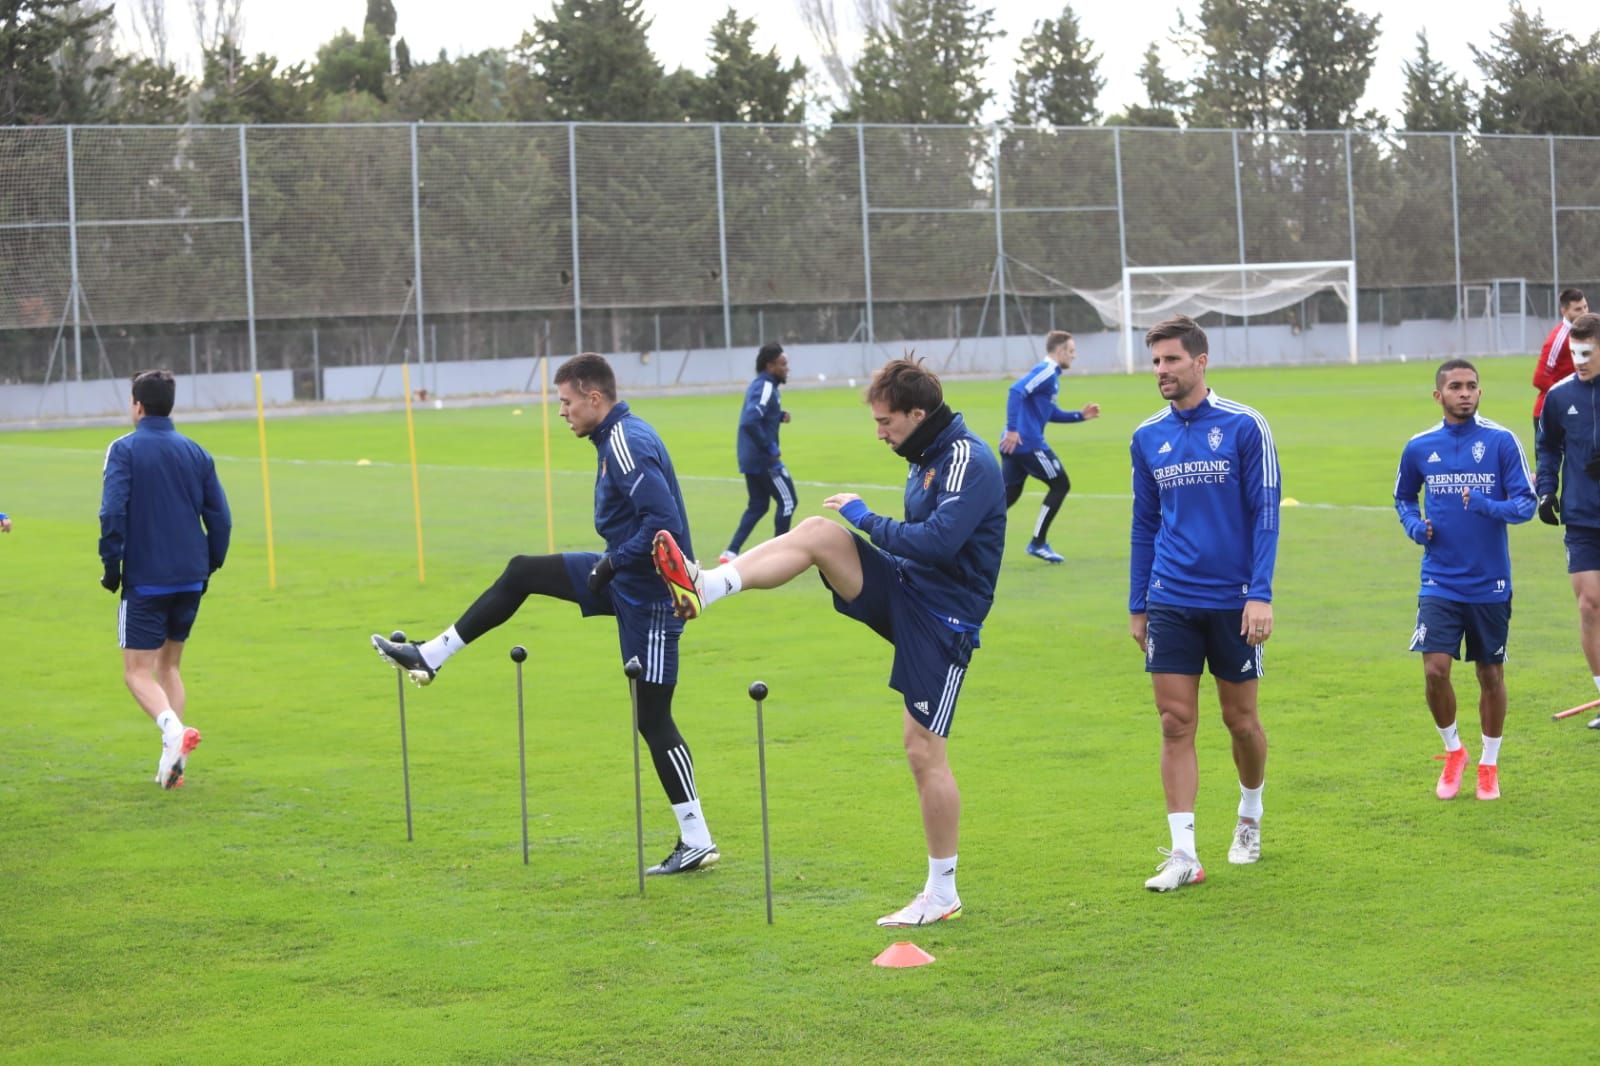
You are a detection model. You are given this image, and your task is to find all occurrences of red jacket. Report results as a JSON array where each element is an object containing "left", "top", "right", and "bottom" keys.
[{"left": 1533, "top": 319, "right": 1574, "bottom": 418}]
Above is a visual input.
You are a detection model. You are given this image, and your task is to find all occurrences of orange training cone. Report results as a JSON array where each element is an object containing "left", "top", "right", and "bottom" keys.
[{"left": 873, "top": 942, "right": 935, "bottom": 968}]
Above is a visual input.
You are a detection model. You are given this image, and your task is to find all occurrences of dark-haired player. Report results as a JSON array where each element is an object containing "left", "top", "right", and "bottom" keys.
[
  {"left": 100, "top": 369, "right": 232, "bottom": 789},
  {"left": 653, "top": 357, "right": 1005, "bottom": 927},
  {"left": 371, "top": 353, "right": 721, "bottom": 874}
]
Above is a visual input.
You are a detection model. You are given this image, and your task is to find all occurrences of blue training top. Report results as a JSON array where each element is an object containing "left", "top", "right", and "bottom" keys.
[
  {"left": 1004, "top": 359, "right": 1084, "bottom": 451},
  {"left": 736, "top": 371, "right": 785, "bottom": 474},
  {"left": 1394, "top": 414, "right": 1535, "bottom": 604},
  {"left": 1537, "top": 372, "right": 1600, "bottom": 529},
  {"left": 589, "top": 401, "right": 694, "bottom": 607},
  {"left": 1129, "top": 390, "right": 1281, "bottom": 612},
  {"left": 840, "top": 412, "right": 1007, "bottom": 635},
  {"left": 99, "top": 415, "right": 231, "bottom": 593}
]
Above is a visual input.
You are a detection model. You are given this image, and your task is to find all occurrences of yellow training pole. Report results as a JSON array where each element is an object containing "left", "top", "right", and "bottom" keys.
[
  {"left": 402, "top": 363, "right": 426, "bottom": 583},
  {"left": 539, "top": 354, "right": 555, "bottom": 553},
  {"left": 253, "top": 373, "right": 278, "bottom": 590}
]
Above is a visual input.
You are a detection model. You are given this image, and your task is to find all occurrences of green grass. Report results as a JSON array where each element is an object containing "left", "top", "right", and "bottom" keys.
[{"left": 2, "top": 357, "right": 1597, "bottom": 1063}]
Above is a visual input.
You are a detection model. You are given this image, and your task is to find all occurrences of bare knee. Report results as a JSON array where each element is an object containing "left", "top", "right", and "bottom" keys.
[
  {"left": 1156, "top": 706, "right": 1196, "bottom": 742},
  {"left": 1475, "top": 662, "right": 1505, "bottom": 692},
  {"left": 794, "top": 515, "right": 839, "bottom": 542},
  {"left": 1423, "top": 658, "right": 1453, "bottom": 687}
]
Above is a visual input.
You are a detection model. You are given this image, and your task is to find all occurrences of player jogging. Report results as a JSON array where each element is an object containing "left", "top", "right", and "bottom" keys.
[
  {"left": 371, "top": 354, "right": 722, "bottom": 873},
  {"left": 1394, "top": 359, "right": 1535, "bottom": 801},
  {"left": 1000, "top": 330, "right": 1100, "bottom": 564},
  {"left": 99, "top": 370, "right": 231, "bottom": 789},
  {"left": 1129, "top": 316, "right": 1280, "bottom": 892},
  {"left": 719, "top": 342, "right": 795, "bottom": 564},
  {"left": 1536, "top": 312, "right": 1600, "bottom": 732},
  {"left": 652, "top": 357, "right": 1006, "bottom": 927},
  {"left": 1532, "top": 288, "right": 1588, "bottom": 437}
]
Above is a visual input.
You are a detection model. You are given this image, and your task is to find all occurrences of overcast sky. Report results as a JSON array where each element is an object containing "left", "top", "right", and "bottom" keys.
[{"left": 133, "top": 1, "right": 1595, "bottom": 125}]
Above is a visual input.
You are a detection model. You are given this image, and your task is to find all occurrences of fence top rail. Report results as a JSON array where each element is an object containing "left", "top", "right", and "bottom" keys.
[{"left": 2, "top": 121, "right": 1598, "bottom": 143}]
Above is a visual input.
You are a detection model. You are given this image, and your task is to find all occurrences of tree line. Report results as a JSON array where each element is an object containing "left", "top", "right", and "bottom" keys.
[{"left": 4, "top": 0, "right": 1599, "bottom": 135}]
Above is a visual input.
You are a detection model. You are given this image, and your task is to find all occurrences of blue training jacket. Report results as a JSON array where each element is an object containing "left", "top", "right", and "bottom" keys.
[
  {"left": 99, "top": 415, "right": 232, "bottom": 591},
  {"left": 843, "top": 412, "right": 1006, "bottom": 634},
  {"left": 736, "top": 371, "right": 785, "bottom": 474},
  {"left": 590, "top": 402, "right": 694, "bottom": 607},
  {"left": 1129, "top": 391, "right": 1281, "bottom": 612},
  {"left": 1004, "top": 359, "right": 1084, "bottom": 450},
  {"left": 1394, "top": 415, "right": 1535, "bottom": 603},
  {"left": 1537, "top": 373, "right": 1600, "bottom": 529}
]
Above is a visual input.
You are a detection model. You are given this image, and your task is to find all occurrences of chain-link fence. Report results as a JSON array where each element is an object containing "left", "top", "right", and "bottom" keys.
[{"left": 3, "top": 121, "right": 1598, "bottom": 419}]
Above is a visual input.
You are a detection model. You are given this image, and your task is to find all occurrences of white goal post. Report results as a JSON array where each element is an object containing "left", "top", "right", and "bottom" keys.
[{"left": 1110, "top": 259, "right": 1359, "bottom": 372}]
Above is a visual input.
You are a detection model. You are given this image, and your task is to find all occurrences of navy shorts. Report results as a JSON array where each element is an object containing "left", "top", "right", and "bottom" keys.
[
  {"left": 118, "top": 591, "right": 202, "bottom": 651},
  {"left": 562, "top": 552, "right": 682, "bottom": 685},
  {"left": 823, "top": 534, "right": 974, "bottom": 738},
  {"left": 1409, "top": 597, "right": 1510, "bottom": 663},
  {"left": 1144, "top": 603, "right": 1262, "bottom": 682},
  {"left": 1565, "top": 525, "right": 1600, "bottom": 574},
  {"left": 1001, "top": 446, "right": 1065, "bottom": 488}
]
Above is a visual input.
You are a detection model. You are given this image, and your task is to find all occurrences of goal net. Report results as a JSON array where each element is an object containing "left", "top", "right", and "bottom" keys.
[{"left": 1072, "top": 260, "right": 1357, "bottom": 371}]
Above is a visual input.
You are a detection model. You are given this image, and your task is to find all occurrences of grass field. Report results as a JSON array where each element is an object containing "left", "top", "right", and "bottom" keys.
[{"left": 2, "top": 355, "right": 1597, "bottom": 1064}]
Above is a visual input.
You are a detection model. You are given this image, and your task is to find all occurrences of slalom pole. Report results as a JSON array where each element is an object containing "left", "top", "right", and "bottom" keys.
[
  {"left": 253, "top": 372, "right": 277, "bottom": 590},
  {"left": 540, "top": 354, "right": 555, "bottom": 553},
  {"left": 401, "top": 363, "right": 426, "bottom": 583}
]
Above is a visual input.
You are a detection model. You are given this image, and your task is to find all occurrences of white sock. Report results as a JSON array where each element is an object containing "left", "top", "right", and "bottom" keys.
[
  {"left": 418, "top": 625, "right": 464, "bottom": 671},
  {"left": 155, "top": 708, "right": 183, "bottom": 743},
  {"left": 926, "top": 854, "right": 958, "bottom": 905},
  {"left": 1592, "top": 675, "right": 1600, "bottom": 695},
  {"left": 671, "top": 799, "right": 714, "bottom": 849},
  {"left": 1436, "top": 721, "right": 1462, "bottom": 752},
  {"left": 1238, "top": 781, "right": 1264, "bottom": 822},
  {"left": 1167, "top": 812, "right": 1196, "bottom": 860},
  {"left": 1481, "top": 735, "right": 1502, "bottom": 766},
  {"left": 698, "top": 564, "right": 742, "bottom": 608}
]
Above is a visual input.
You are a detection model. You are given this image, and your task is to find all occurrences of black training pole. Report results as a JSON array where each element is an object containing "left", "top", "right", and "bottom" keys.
[
  {"left": 624, "top": 656, "right": 646, "bottom": 895},
  {"left": 750, "top": 680, "right": 773, "bottom": 925},
  {"left": 511, "top": 645, "right": 529, "bottom": 865},
  {"left": 392, "top": 629, "right": 414, "bottom": 842}
]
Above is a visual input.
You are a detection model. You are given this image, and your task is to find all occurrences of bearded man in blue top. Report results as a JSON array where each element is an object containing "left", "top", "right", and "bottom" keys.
[{"left": 1129, "top": 315, "right": 1281, "bottom": 893}]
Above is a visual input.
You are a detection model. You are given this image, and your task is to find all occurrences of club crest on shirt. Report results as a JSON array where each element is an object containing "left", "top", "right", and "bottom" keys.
[
  {"left": 923, "top": 467, "right": 936, "bottom": 490},
  {"left": 1472, "top": 441, "right": 1486, "bottom": 463},
  {"left": 1207, "top": 427, "right": 1223, "bottom": 451}
]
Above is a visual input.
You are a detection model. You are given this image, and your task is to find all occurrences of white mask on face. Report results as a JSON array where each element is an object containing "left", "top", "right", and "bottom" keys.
[{"left": 1574, "top": 341, "right": 1594, "bottom": 367}]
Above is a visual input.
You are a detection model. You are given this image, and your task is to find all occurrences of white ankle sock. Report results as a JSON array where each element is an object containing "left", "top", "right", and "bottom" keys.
[
  {"left": 1436, "top": 721, "right": 1462, "bottom": 752},
  {"left": 419, "top": 626, "right": 463, "bottom": 670},
  {"left": 155, "top": 709, "right": 182, "bottom": 742},
  {"left": 671, "top": 799, "right": 714, "bottom": 848},
  {"left": 699, "top": 564, "right": 742, "bottom": 608},
  {"left": 1238, "top": 781, "right": 1264, "bottom": 822},
  {"left": 925, "top": 854, "right": 958, "bottom": 904},
  {"left": 1591, "top": 675, "right": 1600, "bottom": 695},
  {"left": 1481, "top": 735, "right": 1502, "bottom": 766},
  {"left": 1167, "top": 813, "right": 1196, "bottom": 860}
]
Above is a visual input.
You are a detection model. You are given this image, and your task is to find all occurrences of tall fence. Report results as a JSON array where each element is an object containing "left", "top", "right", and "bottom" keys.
[{"left": 4, "top": 121, "right": 1600, "bottom": 417}]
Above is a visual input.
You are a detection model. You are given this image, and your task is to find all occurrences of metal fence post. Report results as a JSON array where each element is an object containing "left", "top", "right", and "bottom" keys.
[
  {"left": 568, "top": 122, "right": 583, "bottom": 354},
  {"left": 993, "top": 125, "right": 1008, "bottom": 365},
  {"left": 856, "top": 124, "right": 874, "bottom": 356},
  {"left": 1232, "top": 129, "right": 1248, "bottom": 360},
  {"left": 1550, "top": 134, "right": 1560, "bottom": 301},
  {"left": 1345, "top": 130, "right": 1359, "bottom": 361},
  {"left": 65, "top": 126, "right": 82, "bottom": 384},
  {"left": 713, "top": 123, "right": 733, "bottom": 352},
  {"left": 409, "top": 123, "right": 427, "bottom": 390},
  {"left": 1449, "top": 132, "right": 1464, "bottom": 352},
  {"left": 238, "top": 125, "right": 259, "bottom": 375},
  {"left": 1112, "top": 127, "right": 1131, "bottom": 372}
]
